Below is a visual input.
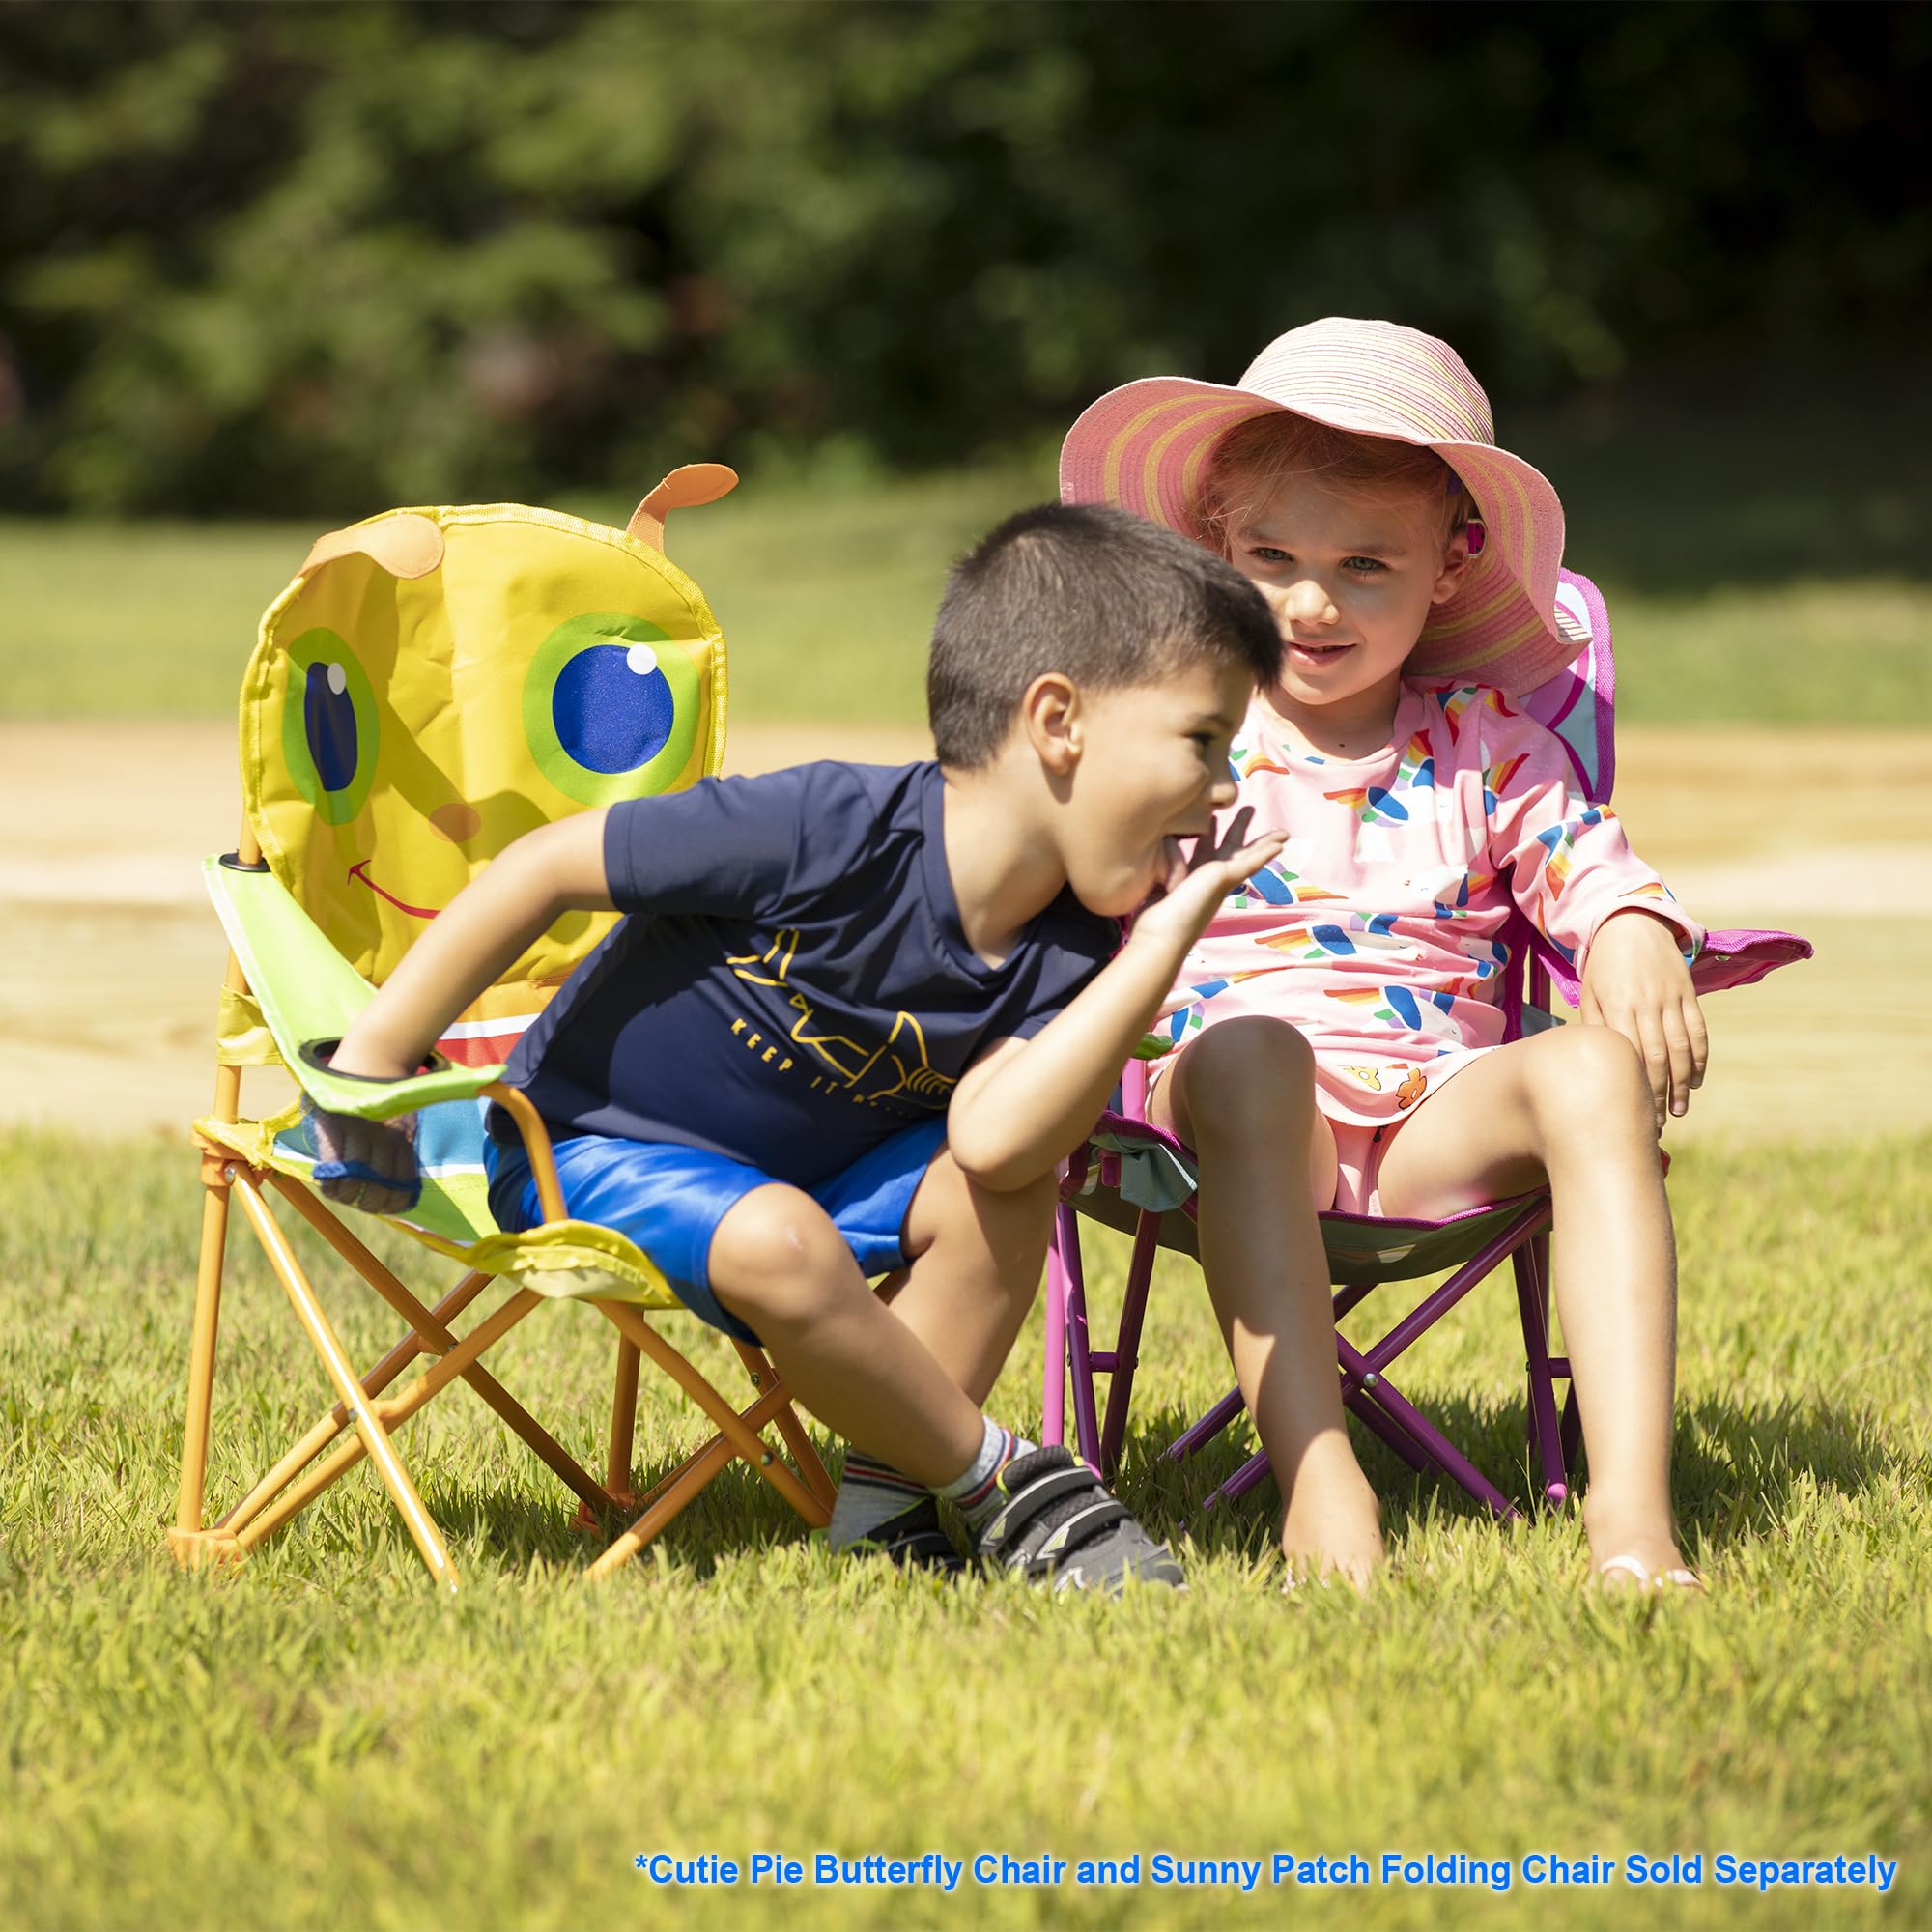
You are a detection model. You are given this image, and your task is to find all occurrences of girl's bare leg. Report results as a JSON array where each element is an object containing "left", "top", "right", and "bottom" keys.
[
  {"left": 1152, "top": 1016, "right": 1386, "bottom": 1586},
  {"left": 1371, "top": 1025, "right": 1688, "bottom": 1585}
]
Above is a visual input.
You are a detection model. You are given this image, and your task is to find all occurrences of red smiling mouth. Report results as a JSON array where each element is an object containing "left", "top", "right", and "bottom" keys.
[{"left": 348, "top": 860, "right": 441, "bottom": 920}]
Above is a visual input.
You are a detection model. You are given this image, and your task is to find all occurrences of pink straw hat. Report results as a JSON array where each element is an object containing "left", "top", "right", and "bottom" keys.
[{"left": 1060, "top": 317, "right": 1577, "bottom": 696}]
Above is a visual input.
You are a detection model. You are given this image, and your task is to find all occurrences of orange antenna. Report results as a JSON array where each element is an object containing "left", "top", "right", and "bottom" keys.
[{"left": 626, "top": 463, "right": 738, "bottom": 551}]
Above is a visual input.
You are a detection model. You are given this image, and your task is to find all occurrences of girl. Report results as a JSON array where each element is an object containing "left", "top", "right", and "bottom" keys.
[{"left": 1061, "top": 318, "right": 1708, "bottom": 1591}]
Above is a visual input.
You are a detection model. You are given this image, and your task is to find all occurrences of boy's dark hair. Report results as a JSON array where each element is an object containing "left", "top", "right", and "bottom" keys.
[{"left": 927, "top": 502, "right": 1283, "bottom": 768}]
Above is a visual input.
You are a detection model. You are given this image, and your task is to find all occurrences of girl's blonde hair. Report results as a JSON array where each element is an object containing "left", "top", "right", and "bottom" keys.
[{"left": 1196, "top": 411, "right": 1472, "bottom": 556}]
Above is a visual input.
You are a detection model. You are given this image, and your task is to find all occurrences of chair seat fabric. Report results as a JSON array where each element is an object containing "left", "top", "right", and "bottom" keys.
[
  {"left": 1071, "top": 1113, "right": 1543, "bottom": 1287},
  {"left": 195, "top": 1103, "right": 684, "bottom": 1309}
]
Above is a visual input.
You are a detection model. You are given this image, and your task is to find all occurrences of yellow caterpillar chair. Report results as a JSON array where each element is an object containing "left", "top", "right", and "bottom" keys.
[{"left": 171, "top": 469, "right": 835, "bottom": 1592}]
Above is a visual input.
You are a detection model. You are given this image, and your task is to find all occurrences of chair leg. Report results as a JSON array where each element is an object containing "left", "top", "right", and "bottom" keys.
[
  {"left": 1056, "top": 1204, "right": 1103, "bottom": 1469},
  {"left": 1097, "top": 1211, "right": 1159, "bottom": 1478},
  {"left": 585, "top": 1379, "right": 802, "bottom": 1580},
  {"left": 591, "top": 1301, "right": 831, "bottom": 1532},
  {"left": 265, "top": 1174, "right": 614, "bottom": 1519},
  {"left": 167, "top": 1154, "right": 235, "bottom": 1565},
  {"left": 1336, "top": 1332, "right": 1521, "bottom": 1522},
  {"left": 1513, "top": 1231, "right": 1571, "bottom": 1508},
  {"left": 733, "top": 1340, "right": 836, "bottom": 1514},
  {"left": 607, "top": 1335, "right": 642, "bottom": 1499},
  {"left": 573, "top": 1332, "right": 645, "bottom": 1532},
  {"left": 1199, "top": 1446, "right": 1273, "bottom": 1513},
  {"left": 226, "top": 1167, "right": 461, "bottom": 1593},
  {"left": 218, "top": 1269, "right": 495, "bottom": 1540},
  {"left": 1041, "top": 1222, "right": 1069, "bottom": 1448},
  {"left": 1347, "top": 1384, "right": 1433, "bottom": 1476},
  {"left": 1167, "top": 1386, "right": 1247, "bottom": 1463},
  {"left": 231, "top": 1280, "right": 545, "bottom": 1558},
  {"left": 1560, "top": 1385, "right": 1583, "bottom": 1471},
  {"left": 1193, "top": 1374, "right": 1440, "bottom": 1516}
]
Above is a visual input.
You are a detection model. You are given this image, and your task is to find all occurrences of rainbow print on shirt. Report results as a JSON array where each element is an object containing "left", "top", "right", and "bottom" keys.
[
  {"left": 1156, "top": 977, "right": 1227, "bottom": 1047},
  {"left": 1533, "top": 805, "right": 1612, "bottom": 900},
  {"left": 1260, "top": 912, "right": 1414, "bottom": 964},
  {"left": 1433, "top": 869, "right": 1496, "bottom": 918},
  {"left": 1481, "top": 752, "right": 1531, "bottom": 815},
  {"left": 1395, "top": 730, "right": 1436, "bottom": 795},
  {"left": 1227, "top": 864, "right": 1348, "bottom": 912},
  {"left": 1324, "top": 783, "right": 1411, "bottom": 826},
  {"left": 1434, "top": 684, "right": 1520, "bottom": 744},
  {"left": 1325, "top": 982, "right": 1462, "bottom": 1043}
]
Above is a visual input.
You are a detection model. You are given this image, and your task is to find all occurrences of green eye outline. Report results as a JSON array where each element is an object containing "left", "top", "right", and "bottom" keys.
[
  {"left": 281, "top": 628, "right": 379, "bottom": 825},
  {"left": 522, "top": 611, "right": 701, "bottom": 806}
]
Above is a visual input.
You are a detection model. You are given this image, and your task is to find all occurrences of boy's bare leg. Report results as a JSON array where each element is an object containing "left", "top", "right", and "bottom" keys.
[
  {"left": 707, "top": 1187, "right": 989, "bottom": 1489},
  {"left": 876, "top": 1151, "right": 1059, "bottom": 1405},
  {"left": 1371, "top": 1025, "right": 1688, "bottom": 1586},
  {"left": 1152, "top": 1016, "right": 1386, "bottom": 1587}
]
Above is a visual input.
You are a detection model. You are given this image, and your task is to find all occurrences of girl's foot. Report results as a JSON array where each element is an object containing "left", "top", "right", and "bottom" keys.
[
  {"left": 1584, "top": 1500, "right": 1700, "bottom": 1593},
  {"left": 1596, "top": 1554, "right": 1703, "bottom": 1593},
  {"left": 1280, "top": 1446, "right": 1385, "bottom": 1592}
]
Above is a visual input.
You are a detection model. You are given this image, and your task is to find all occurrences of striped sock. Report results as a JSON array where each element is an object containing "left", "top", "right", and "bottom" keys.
[
  {"left": 826, "top": 1450, "right": 930, "bottom": 1550},
  {"left": 937, "top": 1418, "right": 1035, "bottom": 1535}
]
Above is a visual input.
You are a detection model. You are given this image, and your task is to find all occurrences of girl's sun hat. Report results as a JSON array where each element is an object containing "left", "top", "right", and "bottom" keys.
[{"left": 1059, "top": 316, "right": 1577, "bottom": 696}]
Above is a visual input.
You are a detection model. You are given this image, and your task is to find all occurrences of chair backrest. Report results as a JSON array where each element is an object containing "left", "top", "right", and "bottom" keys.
[
  {"left": 239, "top": 471, "right": 735, "bottom": 1064},
  {"left": 1504, "top": 567, "right": 1618, "bottom": 1028},
  {"left": 1518, "top": 568, "right": 1616, "bottom": 806}
]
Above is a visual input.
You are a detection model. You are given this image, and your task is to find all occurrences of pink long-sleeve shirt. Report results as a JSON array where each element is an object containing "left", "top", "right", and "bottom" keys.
[{"left": 1155, "top": 680, "right": 1703, "bottom": 1127}]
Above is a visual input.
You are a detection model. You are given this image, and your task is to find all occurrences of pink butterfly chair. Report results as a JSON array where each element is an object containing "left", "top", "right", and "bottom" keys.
[{"left": 1042, "top": 570, "right": 1812, "bottom": 1520}]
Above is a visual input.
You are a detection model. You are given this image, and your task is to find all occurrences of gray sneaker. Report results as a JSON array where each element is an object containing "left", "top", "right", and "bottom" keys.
[
  {"left": 973, "top": 1447, "right": 1184, "bottom": 1595},
  {"left": 847, "top": 1494, "right": 969, "bottom": 1577}
]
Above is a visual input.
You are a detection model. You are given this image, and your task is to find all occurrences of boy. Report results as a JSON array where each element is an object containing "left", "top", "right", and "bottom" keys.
[{"left": 313, "top": 503, "right": 1287, "bottom": 1591}]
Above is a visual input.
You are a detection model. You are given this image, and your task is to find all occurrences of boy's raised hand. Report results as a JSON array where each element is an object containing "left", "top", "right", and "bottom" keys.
[
  {"left": 1579, "top": 908, "right": 1709, "bottom": 1128},
  {"left": 946, "top": 807, "right": 1289, "bottom": 1192},
  {"left": 1130, "top": 807, "right": 1290, "bottom": 955}
]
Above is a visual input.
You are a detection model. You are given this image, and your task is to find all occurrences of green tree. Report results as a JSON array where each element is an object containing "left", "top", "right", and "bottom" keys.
[{"left": 0, "top": 0, "right": 1923, "bottom": 514}]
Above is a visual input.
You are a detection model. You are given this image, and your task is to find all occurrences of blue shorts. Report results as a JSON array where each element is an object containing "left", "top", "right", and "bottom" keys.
[{"left": 482, "top": 1117, "right": 950, "bottom": 1345}]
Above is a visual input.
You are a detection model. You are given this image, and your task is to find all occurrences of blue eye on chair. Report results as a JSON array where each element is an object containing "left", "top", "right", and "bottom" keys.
[
  {"left": 281, "top": 628, "right": 379, "bottom": 824},
  {"left": 551, "top": 642, "right": 677, "bottom": 775},
  {"left": 523, "top": 613, "right": 702, "bottom": 805},
  {"left": 304, "top": 660, "right": 360, "bottom": 791}
]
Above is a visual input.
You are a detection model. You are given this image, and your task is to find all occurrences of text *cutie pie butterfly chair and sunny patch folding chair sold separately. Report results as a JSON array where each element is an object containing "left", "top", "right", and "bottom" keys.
[
  {"left": 170, "top": 469, "right": 838, "bottom": 1594},
  {"left": 1043, "top": 571, "right": 1813, "bottom": 1523}
]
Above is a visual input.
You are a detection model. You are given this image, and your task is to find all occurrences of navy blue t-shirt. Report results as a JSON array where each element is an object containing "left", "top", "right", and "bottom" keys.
[{"left": 497, "top": 762, "right": 1118, "bottom": 1187}]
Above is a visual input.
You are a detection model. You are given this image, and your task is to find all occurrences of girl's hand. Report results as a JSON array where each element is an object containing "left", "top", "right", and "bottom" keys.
[
  {"left": 1579, "top": 909, "right": 1708, "bottom": 1128},
  {"left": 1129, "top": 808, "right": 1289, "bottom": 954}
]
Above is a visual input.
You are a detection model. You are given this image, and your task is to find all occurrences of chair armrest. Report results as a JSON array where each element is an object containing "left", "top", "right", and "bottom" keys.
[
  {"left": 1533, "top": 923, "right": 1813, "bottom": 1009},
  {"left": 203, "top": 854, "right": 504, "bottom": 1120},
  {"left": 1687, "top": 926, "right": 1815, "bottom": 995},
  {"left": 291, "top": 1037, "right": 501, "bottom": 1121}
]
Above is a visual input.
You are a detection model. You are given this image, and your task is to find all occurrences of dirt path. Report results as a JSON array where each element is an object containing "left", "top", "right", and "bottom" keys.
[{"left": 3, "top": 719, "right": 1925, "bottom": 1146}]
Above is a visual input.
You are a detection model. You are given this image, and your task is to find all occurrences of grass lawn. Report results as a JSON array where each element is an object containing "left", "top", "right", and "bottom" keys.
[
  {"left": 3, "top": 399, "right": 1928, "bottom": 727},
  {"left": 3, "top": 1126, "right": 1927, "bottom": 1931}
]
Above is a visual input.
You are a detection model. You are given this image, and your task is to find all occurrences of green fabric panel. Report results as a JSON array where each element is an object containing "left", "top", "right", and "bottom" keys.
[
  {"left": 202, "top": 857, "right": 501, "bottom": 1119},
  {"left": 214, "top": 984, "right": 279, "bottom": 1066},
  {"left": 1321, "top": 1198, "right": 1532, "bottom": 1287}
]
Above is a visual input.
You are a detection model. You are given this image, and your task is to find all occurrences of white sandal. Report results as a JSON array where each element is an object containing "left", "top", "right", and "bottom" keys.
[{"left": 1598, "top": 1553, "right": 1703, "bottom": 1592}]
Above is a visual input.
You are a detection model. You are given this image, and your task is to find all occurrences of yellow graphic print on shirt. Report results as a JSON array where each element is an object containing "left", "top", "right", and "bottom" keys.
[{"left": 727, "top": 929, "right": 957, "bottom": 1112}]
